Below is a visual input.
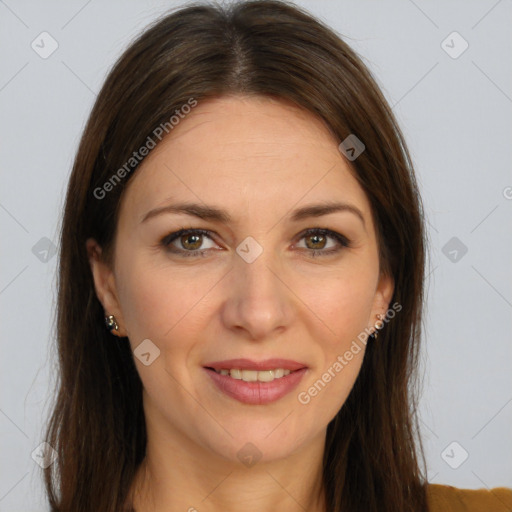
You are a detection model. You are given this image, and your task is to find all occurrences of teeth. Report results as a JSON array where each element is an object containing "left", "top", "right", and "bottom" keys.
[
  {"left": 214, "top": 368, "right": 293, "bottom": 382},
  {"left": 230, "top": 369, "right": 242, "bottom": 380}
]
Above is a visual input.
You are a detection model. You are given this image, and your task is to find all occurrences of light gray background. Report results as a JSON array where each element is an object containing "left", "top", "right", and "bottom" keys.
[{"left": 1, "top": 0, "right": 511, "bottom": 510}]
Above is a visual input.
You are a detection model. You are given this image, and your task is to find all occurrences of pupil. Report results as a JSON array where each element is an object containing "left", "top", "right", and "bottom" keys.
[
  {"left": 183, "top": 234, "right": 201, "bottom": 250},
  {"left": 307, "top": 234, "right": 325, "bottom": 249}
]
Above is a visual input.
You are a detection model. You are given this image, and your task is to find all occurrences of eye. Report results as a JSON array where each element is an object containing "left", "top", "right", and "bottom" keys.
[
  {"left": 160, "top": 227, "right": 351, "bottom": 258},
  {"left": 294, "top": 228, "right": 351, "bottom": 258},
  {"left": 161, "top": 228, "right": 219, "bottom": 257}
]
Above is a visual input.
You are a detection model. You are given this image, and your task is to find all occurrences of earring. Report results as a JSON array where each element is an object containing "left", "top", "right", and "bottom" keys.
[
  {"left": 371, "top": 313, "right": 384, "bottom": 340},
  {"left": 105, "top": 314, "right": 119, "bottom": 333}
]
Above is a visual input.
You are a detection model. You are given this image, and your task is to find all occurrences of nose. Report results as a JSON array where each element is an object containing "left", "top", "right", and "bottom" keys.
[{"left": 220, "top": 248, "right": 293, "bottom": 341}]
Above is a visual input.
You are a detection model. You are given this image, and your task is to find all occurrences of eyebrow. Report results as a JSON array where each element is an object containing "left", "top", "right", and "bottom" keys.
[{"left": 141, "top": 200, "right": 366, "bottom": 228}]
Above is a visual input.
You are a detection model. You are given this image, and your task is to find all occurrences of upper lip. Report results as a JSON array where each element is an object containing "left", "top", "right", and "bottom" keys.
[{"left": 204, "top": 358, "right": 307, "bottom": 371}]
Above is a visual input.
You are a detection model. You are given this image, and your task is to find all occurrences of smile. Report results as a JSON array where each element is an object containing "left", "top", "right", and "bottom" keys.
[
  {"left": 204, "top": 364, "right": 308, "bottom": 405},
  {"left": 210, "top": 368, "right": 293, "bottom": 382}
]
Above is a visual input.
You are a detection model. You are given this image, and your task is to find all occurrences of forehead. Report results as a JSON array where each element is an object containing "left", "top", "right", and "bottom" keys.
[{"left": 118, "top": 95, "right": 372, "bottom": 228}]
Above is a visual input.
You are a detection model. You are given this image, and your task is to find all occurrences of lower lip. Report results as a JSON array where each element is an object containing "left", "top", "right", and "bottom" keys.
[{"left": 204, "top": 367, "right": 307, "bottom": 405}]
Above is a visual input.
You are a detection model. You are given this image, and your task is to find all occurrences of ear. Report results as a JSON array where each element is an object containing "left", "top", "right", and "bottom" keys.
[
  {"left": 368, "top": 271, "right": 395, "bottom": 333},
  {"left": 86, "top": 238, "right": 128, "bottom": 337}
]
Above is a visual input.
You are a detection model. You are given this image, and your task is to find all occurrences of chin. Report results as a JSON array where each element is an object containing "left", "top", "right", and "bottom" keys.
[{"left": 200, "top": 419, "right": 313, "bottom": 466}]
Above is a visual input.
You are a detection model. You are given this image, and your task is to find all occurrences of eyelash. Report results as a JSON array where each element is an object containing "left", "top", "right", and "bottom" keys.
[{"left": 160, "top": 228, "right": 351, "bottom": 259}]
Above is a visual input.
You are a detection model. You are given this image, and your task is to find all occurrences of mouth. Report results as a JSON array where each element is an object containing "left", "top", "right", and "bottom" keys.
[
  {"left": 203, "top": 358, "right": 308, "bottom": 405},
  {"left": 203, "top": 358, "right": 307, "bottom": 380},
  {"left": 205, "top": 367, "right": 297, "bottom": 382}
]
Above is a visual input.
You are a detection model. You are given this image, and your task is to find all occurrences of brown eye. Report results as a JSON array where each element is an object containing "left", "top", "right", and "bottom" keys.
[
  {"left": 180, "top": 233, "right": 203, "bottom": 250},
  {"left": 304, "top": 233, "right": 327, "bottom": 250},
  {"left": 161, "top": 228, "right": 218, "bottom": 257},
  {"left": 295, "top": 228, "right": 350, "bottom": 258}
]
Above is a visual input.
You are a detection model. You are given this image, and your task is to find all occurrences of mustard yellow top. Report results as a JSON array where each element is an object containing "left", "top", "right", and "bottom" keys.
[{"left": 426, "top": 484, "right": 512, "bottom": 511}]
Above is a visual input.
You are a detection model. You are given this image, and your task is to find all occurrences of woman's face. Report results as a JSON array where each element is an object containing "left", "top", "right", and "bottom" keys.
[{"left": 88, "top": 95, "right": 394, "bottom": 464}]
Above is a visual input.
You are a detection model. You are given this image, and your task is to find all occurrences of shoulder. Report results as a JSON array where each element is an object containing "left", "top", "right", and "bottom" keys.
[{"left": 426, "top": 483, "right": 512, "bottom": 512}]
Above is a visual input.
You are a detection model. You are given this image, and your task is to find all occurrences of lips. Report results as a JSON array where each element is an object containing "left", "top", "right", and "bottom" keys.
[
  {"left": 203, "top": 358, "right": 307, "bottom": 372},
  {"left": 203, "top": 358, "right": 308, "bottom": 405}
]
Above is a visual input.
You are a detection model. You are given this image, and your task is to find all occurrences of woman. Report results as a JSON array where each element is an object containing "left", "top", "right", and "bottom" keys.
[{"left": 42, "top": 1, "right": 512, "bottom": 511}]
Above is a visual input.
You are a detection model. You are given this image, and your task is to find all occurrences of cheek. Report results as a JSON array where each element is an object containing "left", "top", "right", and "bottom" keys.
[
  {"left": 295, "top": 313, "right": 367, "bottom": 434},
  {"left": 118, "top": 275, "right": 172, "bottom": 342},
  {"left": 114, "top": 250, "right": 216, "bottom": 343},
  {"left": 293, "top": 264, "right": 377, "bottom": 346},
  {"left": 295, "top": 278, "right": 370, "bottom": 424},
  {"left": 114, "top": 255, "right": 207, "bottom": 400},
  {"left": 291, "top": 265, "right": 375, "bottom": 412}
]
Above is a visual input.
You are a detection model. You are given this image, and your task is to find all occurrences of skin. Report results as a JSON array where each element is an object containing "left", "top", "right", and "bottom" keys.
[{"left": 87, "top": 95, "right": 394, "bottom": 512}]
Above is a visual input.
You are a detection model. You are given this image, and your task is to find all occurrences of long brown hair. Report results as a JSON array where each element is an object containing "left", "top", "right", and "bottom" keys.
[{"left": 43, "top": 1, "right": 429, "bottom": 510}]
